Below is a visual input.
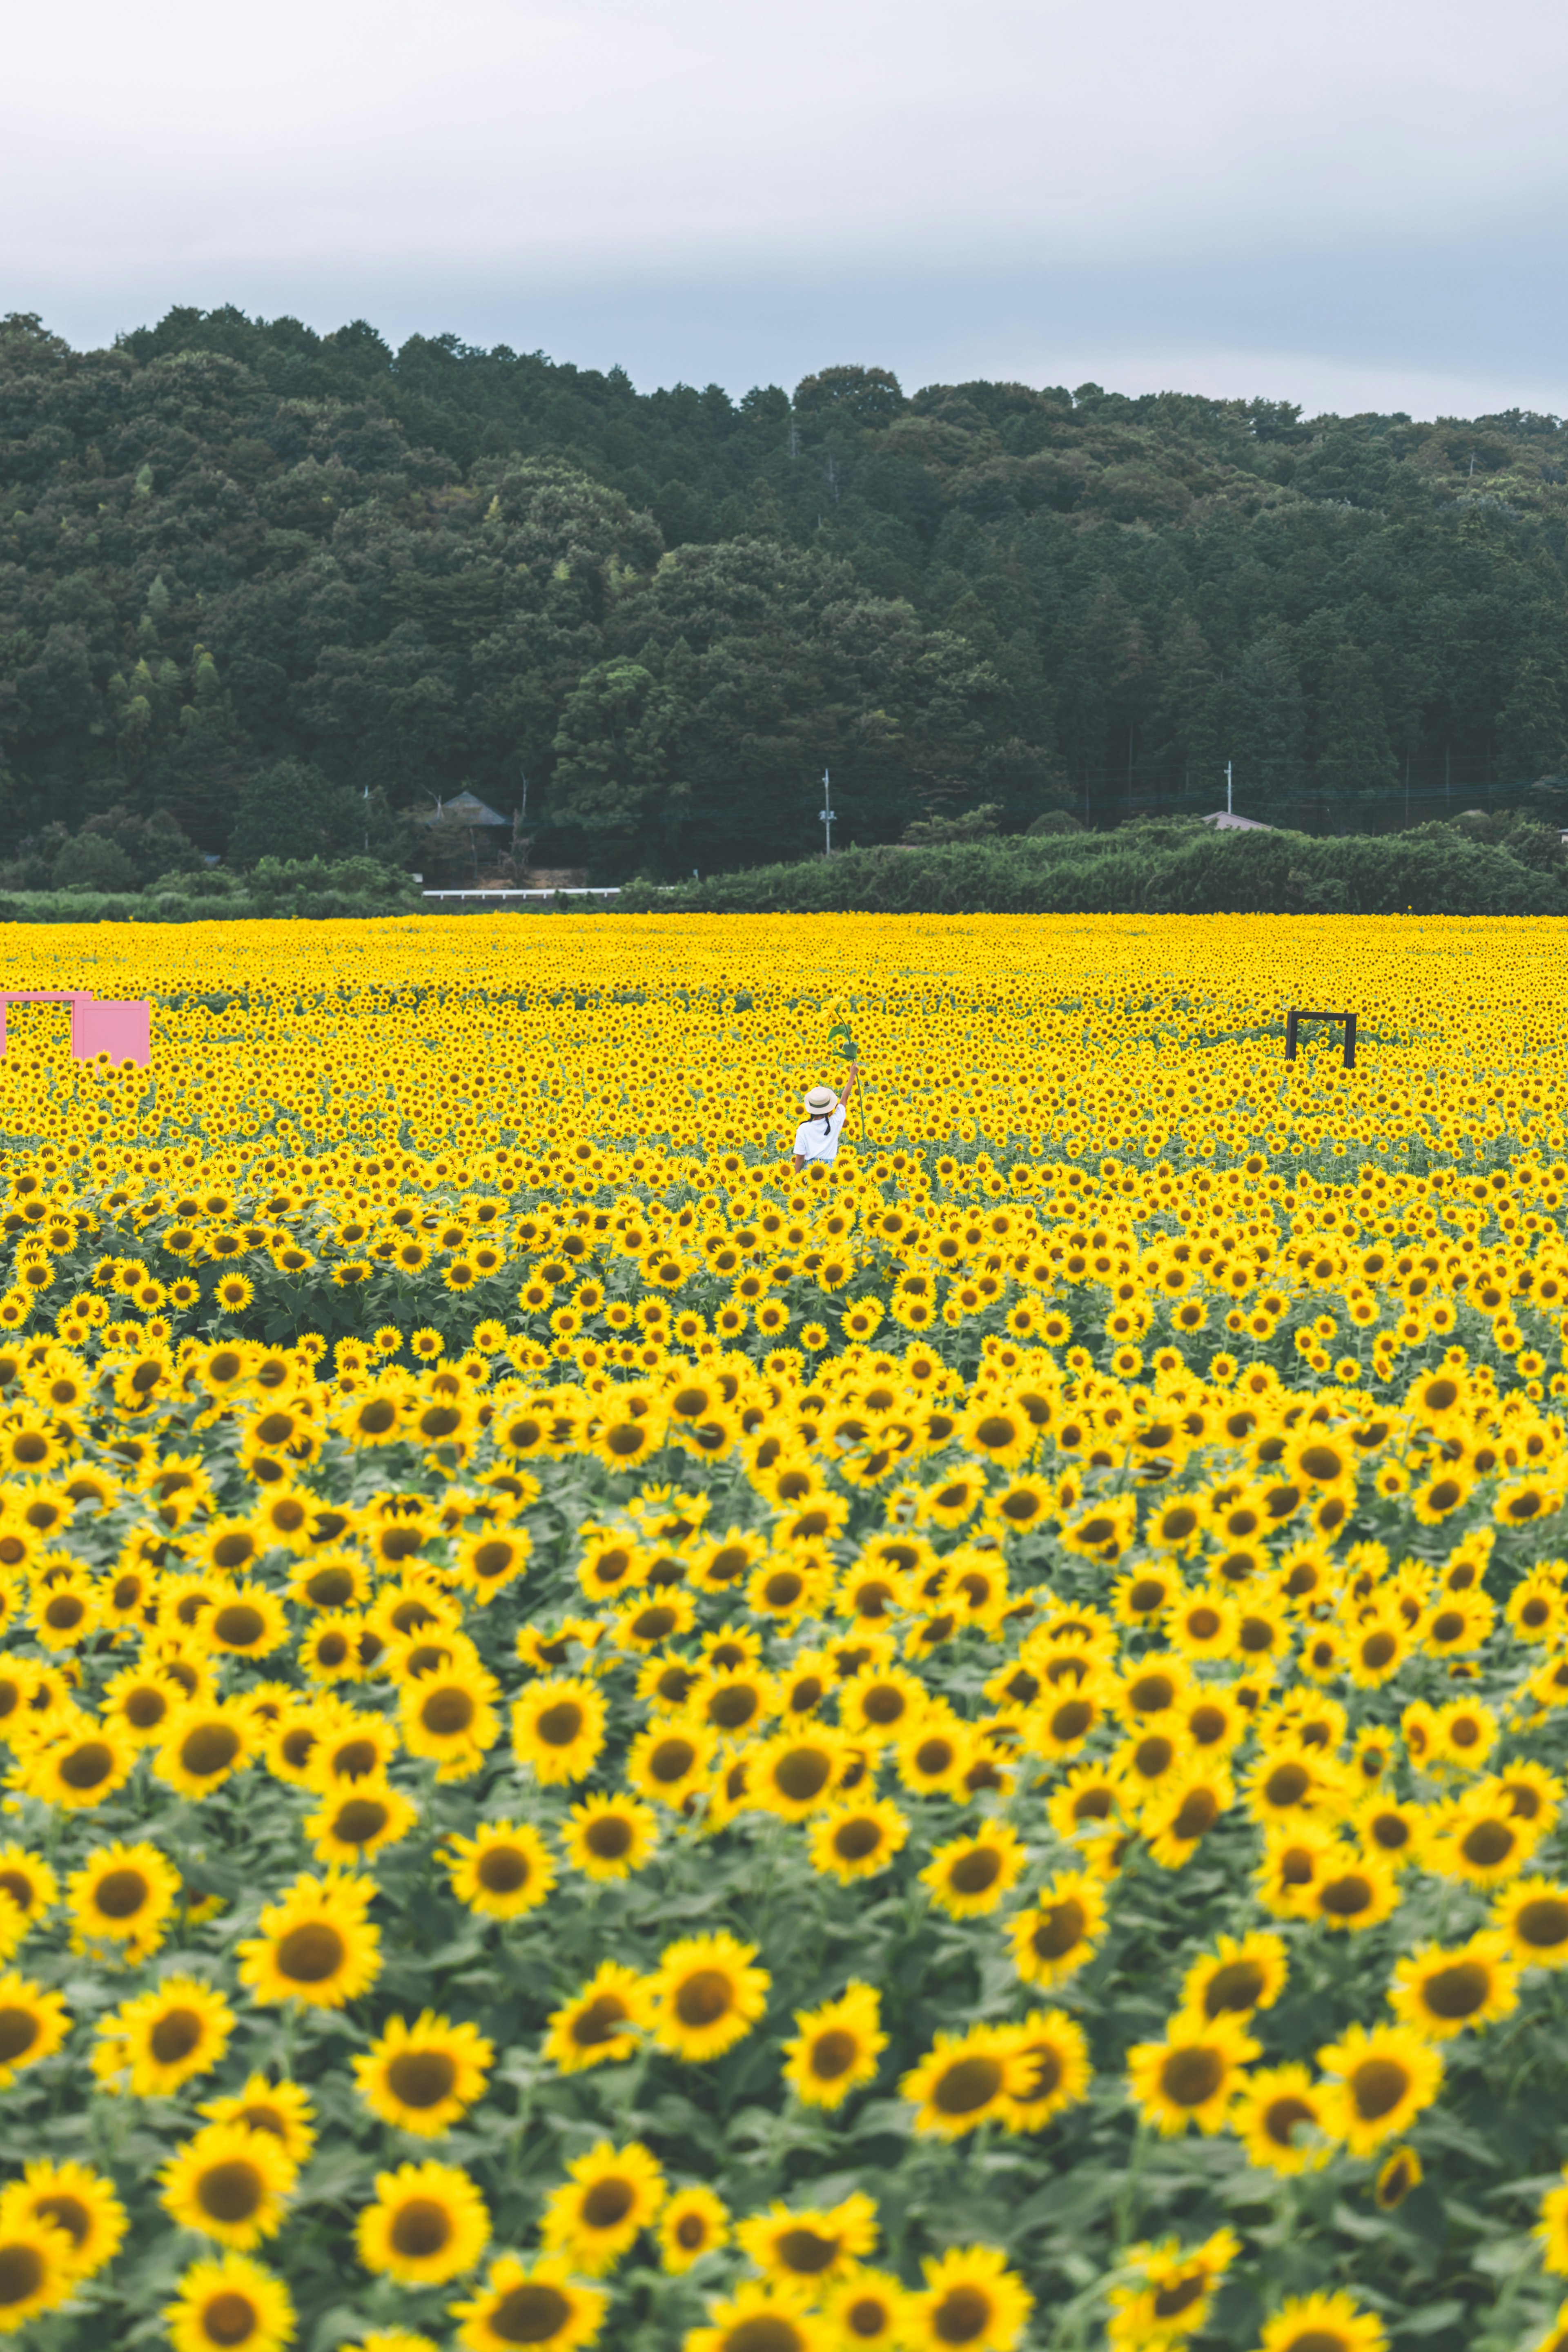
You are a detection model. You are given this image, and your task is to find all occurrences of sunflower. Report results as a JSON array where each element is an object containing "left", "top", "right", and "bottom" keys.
[
  {"left": 1374, "top": 2145, "right": 1423, "bottom": 2209},
  {"left": 1493, "top": 1875, "right": 1568, "bottom": 1969},
  {"left": 1434, "top": 1784, "right": 1541, "bottom": 1887},
  {"left": 67, "top": 1839, "right": 180, "bottom": 1959},
  {"left": 23, "top": 1717, "right": 136, "bottom": 1810},
  {"left": 353, "top": 2011, "right": 493, "bottom": 2137},
  {"left": 808, "top": 1797, "right": 910, "bottom": 1883},
  {"left": 1231, "top": 2063, "right": 1336, "bottom": 2174},
  {"left": 441, "top": 1819, "right": 556, "bottom": 1920},
  {"left": 1310, "top": 1852, "right": 1401, "bottom": 1934},
  {"left": 744, "top": 1726, "right": 849, "bottom": 1820},
  {"left": 402, "top": 1662, "right": 502, "bottom": 1781},
  {"left": 205, "top": 1586, "right": 290, "bottom": 1659},
  {"left": 164, "top": 2252, "right": 295, "bottom": 2352},
  {"left": 1001, "top": 2009, "right": 1091, "bottom": 2130},
  {"left": 1180, "top": 1931, "right": 1288, "bottom": 2022},
  {"left": 658, "top": 2186, "right": 731, "bottom": 2273},
  {"left": 895, "top": 1713, "right": 977, "bottom": 1799},
  {"left": 236, "top": 1870, "right": 381, "bottom": 2009},
  {"left": 902, "top": 2024, "right": 1026, "bottom": 2139},
  {"left": 1388, "top": 1931, "right": 1520, "bottom": 2040},
  {"left": 160, "top": 2121, "right": 296, "bottom": 2250},
  {"left": 1256, "top": 2291, "right": 1387, "bottom": 2352},
  {"left": 541, "top": 2139, "right": 666, "bottom": 2276},
  {"left": 356, "top": 2159, "right": 490, "bottom": 2286},
  {"left": 626, "top": 1719, "right": 718, "bottom": 1810},
  {"left": 782, "top": 1982, "right": 886, "bottom": 2110},
  {"left": 543, "top": 1962, "right": 651, "bottom": 2074},
  {"left": 1107, "top": 2227, "right": 1240, "bottom": 2347},
  {"left": 684, "top": 2281, "right": 827, "bottom": 2352},
  {"left": 304, "top": 1777, "right": 420, "bottom": 1867},
  {"left": 910, "top": 2245, "right": 1033, "bottom": 2352},
  {"left": 738, "top": 2191, "right": 878, "bottom": 2291},
  {"left": 99, "top": 1975, "right": 231, "bottom": 2096},
  {"left": 454, "top": 1527, "right": 532, "bottom": 1599},
  {"left": 0, "top": 1848, "right": 53, "bottom": 1938},
  {"left": 564, "top": 1795, "right": 659, "bottom": 1882},
  {"left": 0, "top": 2160, "right": 126, "bottom": 2279},
  {"left": 0, "top": 2219, "right": 76, "bottom": 2332},
  {"left": 156, "top": 1702, "right": 254, "bottom": 1802},
  {"left": 1316, "top": 2022, "right": 1444, "bottom": 2155},
  {"left": 921, "top": 1823, "right": 1027, "bottom": 1920},
  {"left": 1126, "top": 2012, "right": 1258, "bottom": 2136},
  {"left": 649, "top": 1931, "right": 769, "bottom": 2062},
  {"left": 449, "top": 2254, "right": 607, "bottom": 2352},
  {"left": 197, "top": 2077, "right": 317, "bottom": 2167}
]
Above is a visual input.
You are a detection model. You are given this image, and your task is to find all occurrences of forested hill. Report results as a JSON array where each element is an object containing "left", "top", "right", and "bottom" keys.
[{"left": 2, "top": 303, "right": 1567, "bottom": 882}]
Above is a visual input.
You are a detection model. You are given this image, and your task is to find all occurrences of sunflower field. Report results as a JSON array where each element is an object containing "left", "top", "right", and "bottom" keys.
[{"left": 3, "top": 910, "right": 1568, "bottom": 2352}]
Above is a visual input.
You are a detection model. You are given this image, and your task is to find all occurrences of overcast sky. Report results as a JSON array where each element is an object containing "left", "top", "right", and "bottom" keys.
[{"left": 6, "top": 0, "right": 1566, "bottom": 417}]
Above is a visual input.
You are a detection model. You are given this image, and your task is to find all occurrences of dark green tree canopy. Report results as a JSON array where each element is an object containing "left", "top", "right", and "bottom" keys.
[{"left": 1, "top": 305, "right": 1566, "bottom": 879}]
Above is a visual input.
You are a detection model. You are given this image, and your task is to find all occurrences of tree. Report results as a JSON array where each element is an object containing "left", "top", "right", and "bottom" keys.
[
  {"left": 546, "top": 662, "right": 687, "bottom": 868},
  {"left": 227, "top": 759, "right": 366, "bottom": 866},
  {"left": 1497, "top": 656, "right": 1568, "bottom": 780},
  {"left": 793, "top": 367, "right": 907, "bottom": 432},
  {"left": 1229, "top": 635, "right": 1306, "bottom": 811}
]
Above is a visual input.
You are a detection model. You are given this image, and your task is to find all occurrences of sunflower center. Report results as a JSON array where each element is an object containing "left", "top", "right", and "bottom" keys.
[
  {"left": 833, "top": 1819, "right": 882, "bottom": 1861},
  {"left": 1319, "top": 1873, "right": 1374, "bottom": 1918},
  {"left": 0, "top": 2247, "right": 45, "bottom": 2307},
  {"left": 1203, "top": 1960, "right": 1265, "bottom": 2017},
  {"left": 1152, "top": 2276, "right": 1205, "bottom": 2319},
  {"left": 811, "top": 2029, "right": 858, "bottom": 2080},
  {"left": 93, "top": 1868, "right": 151, "bottom": 1921},
  {"left": 388, "top": 2050, "right": 458, "bottom": 2108},
  {"left": 675, "top": 1970, "right": 733, "bottom": 2028},
  {"left": 58, "top": 1742, "right": 115, "bottom": 1790},
  {"left": 150, "top": 2009, "right": 203, "bottom": 2064},
  {"left": 1350, "top": 2058, "right": 1411, "bottom": 2120},
  {"left": 390, "top": 2198, "right": 451, "bottom": 2258},
  {"left": 768, "top": 1748, "right": 831, "bottom": 1806},
  {"left": 33, "top": 2195, "right": 89, "bottom": 2247},
  {"left": 202, "top": 2290, "right": 260, "bottom": 2345},
  {"left": 571, "top": 1994, "right": 629, "bottom": 2047},
  {"left": 949, "top": 1849, "right": 1002, "bottom": 1895},
  {"left": 1461, "top": 1820, "right": 1515, "bottom": 1867},
  {"left": 1265, "top": 1762, "right": 1311, "bottom": 1807},
  {"left": 213, "top": 1606, "right": 266, "bottom": 1647},
  {"left": 333, "top": 1799, "right": 390, "bottom": 1846},
  {"left": 585, "top": 1817, "right": 633, "bottom": 1859},
  {"left": 933, "top": 2056, "right": 1003, "bottom": 2114},
  {"left": 1264, "top": 2094, "right": 1316, "bottom": 2147},
  {"left": 182, "top": 1724, "right": 241, "bottom": 1777},
  {"left": 1161, "top": 2048, "right": 1224, "bottom": 2107},
  {"left": 1422, "top": 1960, "right": 1490, "bottom": 2020},
  {"left": 274, "top": 1922, "right": 346, "bottom": 1984},
  {"left": 199, "top": 2160, "right": 265, "bottom": 2223},
  {"left": 581, "top": 2179, "right": 635, "bottom": 2230},
  {"left": 1029, "top": 1898, "right": 1085, "bottom": 1960},
  {"left": 650, "top": 1737, "right": 697, "bottom": 1783},
  {"left": 931, "top": 2285, "right": 992, "bottom": 2344},
  {"left": 1172, "top": 1788, "right": 1221, "bottom": 1841},
  {"left": 775, "top": 2226, "right": 840, "bottom": 2274},
  {"left": 490, "top": 2283, "right": 573, "bottom": 2343},
  {"left": 726, "top": 2321, "right": 806, "bottom": 2352},
  {"left": 536, "top": 1702, "right": 583, "bottom": 1747},
  {"left": 1517, "top": 1897, "right": 1568, "bottom": 1949}
]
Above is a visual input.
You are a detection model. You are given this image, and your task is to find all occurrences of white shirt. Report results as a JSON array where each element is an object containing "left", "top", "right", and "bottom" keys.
[{"left": 794, "top": 1103, "right": 848, "bottom": 1162}]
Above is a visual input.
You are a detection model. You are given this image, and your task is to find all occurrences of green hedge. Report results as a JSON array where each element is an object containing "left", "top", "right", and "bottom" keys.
[
  {"left": 619, "top": 824, "right": 1568, "bottom": 917},
  {"left": 0, "top": 856, "right": 421, "bottom": 924}
]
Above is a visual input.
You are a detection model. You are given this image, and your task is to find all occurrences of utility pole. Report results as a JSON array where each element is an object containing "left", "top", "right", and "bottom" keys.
[
  {"left": 1225, "top": 759, "right": 1233, "bottom": 817},
  {"left": 820, "top": 770, "right": 835, "bottom": 858}
]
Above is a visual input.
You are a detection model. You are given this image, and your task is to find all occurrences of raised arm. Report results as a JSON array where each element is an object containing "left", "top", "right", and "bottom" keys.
[{"left": 840, "top": 1061, "right": 859, "bottom": 1104}]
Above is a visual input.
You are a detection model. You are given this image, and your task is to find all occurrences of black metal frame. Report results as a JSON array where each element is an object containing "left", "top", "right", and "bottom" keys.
[{"left": 1285, "top": 1009, "right": 1357, "bottom": 1068}]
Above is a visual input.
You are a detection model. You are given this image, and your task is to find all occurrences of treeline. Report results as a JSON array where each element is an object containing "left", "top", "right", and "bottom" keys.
[
  {"left": 619, "top": 811, "right": 1568, "bottom": 918},
  {"left": 2, "top": 304, "right": 1567, "bottom": 883}
]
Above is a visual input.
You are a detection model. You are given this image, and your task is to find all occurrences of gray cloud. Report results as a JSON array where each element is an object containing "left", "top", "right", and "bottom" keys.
[{"left": 4, "top": 0, "right": 1566, "bottom": 414}]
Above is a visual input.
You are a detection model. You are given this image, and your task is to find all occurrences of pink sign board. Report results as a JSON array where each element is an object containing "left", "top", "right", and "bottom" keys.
[{"left": 0, "top": 991, "right": 151, "bottom": 1066}]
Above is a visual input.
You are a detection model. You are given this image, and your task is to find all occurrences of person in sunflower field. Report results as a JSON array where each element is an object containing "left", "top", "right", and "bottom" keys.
[{"left": 792, "top": 1062, "right": 858, "bottom": 1172}]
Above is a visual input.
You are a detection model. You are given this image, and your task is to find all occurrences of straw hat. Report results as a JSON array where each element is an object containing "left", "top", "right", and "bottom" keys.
[{"left": 802, "top": 1084, "right": 838, "bottom": 1115}]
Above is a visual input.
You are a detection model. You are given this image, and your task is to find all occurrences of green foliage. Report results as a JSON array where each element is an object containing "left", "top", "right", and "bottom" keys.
[
  {"left": 0, "top": 857, "right": 419, "bottom": 924},
  {"left": 619, "top": 822, "right": 1568, "bottom": 916},
  {"left": 2, "top": 305, "right": 1568, "bottom": 883}
]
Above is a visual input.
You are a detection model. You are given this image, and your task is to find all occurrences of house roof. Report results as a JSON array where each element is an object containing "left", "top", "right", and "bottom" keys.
[
  {"left": 1202, "top": 810, "right": 1273, "bottom": 832},
  {"left": 421, "top": 791, "right": 509, "bottom": 828}
]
